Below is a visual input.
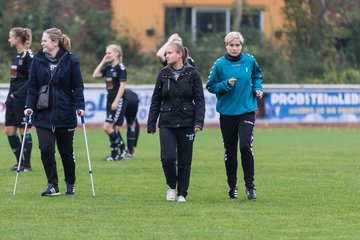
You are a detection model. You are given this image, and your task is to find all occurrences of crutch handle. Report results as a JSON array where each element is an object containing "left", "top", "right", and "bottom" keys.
[{"left": 76, "top": 110, "right": 85, "bottom": 124}]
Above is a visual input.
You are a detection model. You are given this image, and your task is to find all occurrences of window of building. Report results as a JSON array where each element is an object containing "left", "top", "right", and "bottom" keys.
[
  {"left": 164, "top": 7, "right": 263, "bottom": 44},
  {"left": 164, "top": 7, "right": 192, "bottom": 36},
  {"left": 191, "top": 8, "right": 231, "bottom": 43}
]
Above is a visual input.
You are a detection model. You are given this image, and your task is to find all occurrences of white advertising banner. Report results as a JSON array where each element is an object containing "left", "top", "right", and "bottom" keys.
[
  {"left": 0, "top": 84, "right": 220, "bottom": 125},
  {"left": 1, "top": 84, "right": 359, "bottom": 125},
  {"left": 83, "top": 84, "right": 219, "bottom": 124}
]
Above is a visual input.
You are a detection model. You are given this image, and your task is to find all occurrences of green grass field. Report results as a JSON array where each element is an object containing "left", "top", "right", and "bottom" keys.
[{"left": 1, "top": 127, "right": 359, "bottom": 240}]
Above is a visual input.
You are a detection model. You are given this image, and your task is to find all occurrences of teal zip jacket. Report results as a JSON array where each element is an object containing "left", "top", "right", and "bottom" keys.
[{"left": 206, "top": 53, "right": 263, "bottom": 115}]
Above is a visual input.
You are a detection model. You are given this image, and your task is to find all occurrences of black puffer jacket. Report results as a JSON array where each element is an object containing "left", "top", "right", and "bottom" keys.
[
  {"left": 147, "top": 64, "right": 205, "bottom": 133},
  {"left": 26, "top": 48, "right": 85, "bottom": 129}
]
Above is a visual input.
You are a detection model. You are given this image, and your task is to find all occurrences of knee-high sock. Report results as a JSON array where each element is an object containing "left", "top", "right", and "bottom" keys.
[
  {"left": 8, "top": 134, "right": 21, "bottom": 164},
  {"left": 117, "top": 131, "right": 126, "bottom": 152},
  {"left": 109, "top": 132, "right": 120, "bottom": 158},
  {"left": 127, "top": 126, "right": 136, "bottom": 154}
]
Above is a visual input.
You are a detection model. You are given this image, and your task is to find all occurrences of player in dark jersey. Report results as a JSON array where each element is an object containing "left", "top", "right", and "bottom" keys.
[
  {"left": 119, "top": 89, "right": 140, "bottom": 158},
  {"left": 6, "top": 27, "right": 33, "bottom": 172},
  {"left": 156, "top": 33, "right": 195, "bottom": 67},
  {"left": 93, "top": 44, "right": 127, "bottom": 161}
]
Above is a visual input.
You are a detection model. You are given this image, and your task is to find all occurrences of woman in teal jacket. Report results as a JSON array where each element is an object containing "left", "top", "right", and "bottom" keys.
[{"left": 206, "top": 31, "right": 263, "bottom": 201}]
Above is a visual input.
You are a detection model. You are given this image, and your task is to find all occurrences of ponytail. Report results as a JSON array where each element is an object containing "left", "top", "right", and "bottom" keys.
[
  {"left": 24, "top": 28, "right": 32, "bottom": 48},
  {"left": 182, "top": 47, "right": 189, "bottom": 65},
  {"left": 62, "top": 34, "right": 71, "bottom": 51}
]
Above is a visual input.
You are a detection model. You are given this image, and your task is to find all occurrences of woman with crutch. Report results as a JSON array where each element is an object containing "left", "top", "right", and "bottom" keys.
[{"left": 24, "top": 28, "right": 85, "bottom": 197}]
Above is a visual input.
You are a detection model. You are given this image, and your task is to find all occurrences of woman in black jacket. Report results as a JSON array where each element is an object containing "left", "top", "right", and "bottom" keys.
[
  {"left": 147, "top": 42, "right": 205, "bottom": 203},
  {"left": 25, "top": 28, "right": 85, "bottom": 197}
]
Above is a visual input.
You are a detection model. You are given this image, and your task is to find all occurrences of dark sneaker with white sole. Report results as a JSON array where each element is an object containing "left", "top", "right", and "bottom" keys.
[
  {"left": 41, "top": 184, "right": 60, "bottom": 197},
  {"left": 22, "top": 167, "right": 32, "bottom": 172},
  {"left": 227, "top": 187, "right": 238, "bottom": 199},
  {"left": 10, "top": 164, "right": 25, "bottom": 172},
  {"left": 104, "top": 155, "right": 123, "bottom": 161},
  {"left": 65, "top": 183, "right": 75, "bottom": 195},
  {"left": 246, "top": 188, "right": 257, "bottom": 201}
]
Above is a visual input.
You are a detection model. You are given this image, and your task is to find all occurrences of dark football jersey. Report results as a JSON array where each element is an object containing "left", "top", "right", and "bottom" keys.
[
  {"left": 9, "top": 49, "right": 33, "bottom": 98},
  {"left": 101, "top": 63, "right": 127, "bottom": 100}
]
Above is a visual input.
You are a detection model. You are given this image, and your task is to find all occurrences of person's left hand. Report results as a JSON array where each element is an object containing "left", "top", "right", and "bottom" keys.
[
  {"left": 256, "top": 90, "right": 263, "bottom": 99},
  {"left": 195, "top": 127, "right": 202, "bottom": 133}
]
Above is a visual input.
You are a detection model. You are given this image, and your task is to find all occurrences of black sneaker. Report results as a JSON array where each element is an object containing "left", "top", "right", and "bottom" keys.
[
  {"left": 114, "top": 155, "right": 123, "bottom": 161},
  {"left": 246, "top": 188, "right": 257, "bottom": 201},
  {"left": 65, "top": 183, "right": 75, "bottom": 195},
  {"left": 22, "top": 167, "right": 32, "bottom": 172},
  {"left": 104, "top": 155, "right": 123, "bottom": 161},
  {"left": 41, "top": 184, "right": 60, "bottom": 197},
  {"left": 227, "top": 187, "right": 238, "bottom": 199},
  {"left": 10, "top": 164, "right": 24, "bottom": 172}
]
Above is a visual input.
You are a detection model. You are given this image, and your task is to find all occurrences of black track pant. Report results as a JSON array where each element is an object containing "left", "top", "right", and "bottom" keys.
[
  {"left": 220, "top": 112, "right": 256, "bottom": 190},
  {"left": 36, "top": 127, "right": 76, "bottom": 186},
  {"left": 159, "top": 127, "right": 195, "bottom": 197}
]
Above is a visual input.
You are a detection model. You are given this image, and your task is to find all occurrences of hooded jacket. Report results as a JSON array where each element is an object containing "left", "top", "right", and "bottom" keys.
[
  {"left": 147, "top": 63, "right": 205, "bottom": 133},
  {"left": 26, "top": 48, "right": 85, "bottom": 129}
]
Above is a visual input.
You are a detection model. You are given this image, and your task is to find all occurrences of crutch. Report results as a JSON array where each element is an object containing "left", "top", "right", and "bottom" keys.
[
  {"left": 13, "top": 114, "right": 31, "bottom": 196},
  {"left": 78, "top": 112, "right": 96, "bottom": 197}
]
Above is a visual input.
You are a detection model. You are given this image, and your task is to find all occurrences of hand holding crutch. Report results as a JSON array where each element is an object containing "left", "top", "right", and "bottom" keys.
[
  {"left": 77, "top": 110, "right": 96, "bottom": 197},
  {"left": 13, "top": 109, "right": 32, "bottom": 196}
]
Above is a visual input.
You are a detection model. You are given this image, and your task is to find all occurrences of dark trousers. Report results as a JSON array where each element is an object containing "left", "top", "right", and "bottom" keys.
[
  {"left": 159, "top": 127, "right": 195, "bottom": 197},
  {"left": 220, "top": 112, "right": 256, "bottom": 190},
  {"left": 36, "top": 127, "right": 76, "bottom": 186}
]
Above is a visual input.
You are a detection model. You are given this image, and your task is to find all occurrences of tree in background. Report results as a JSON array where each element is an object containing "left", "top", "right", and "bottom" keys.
[
  {"left": 1, "top": 0, "right": 359, "bottom": 84},
  {"left": 0, "top": 0, "right": 113, "bottom": 82},
  {"left": 283, "top": 0, "right": 360, "bottom": 83}
]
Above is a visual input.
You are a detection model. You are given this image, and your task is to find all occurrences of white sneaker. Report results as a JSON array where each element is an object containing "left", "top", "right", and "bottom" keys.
[
  {"left": 177, "top": 195, "right": 186, "bottom": 202},
  {"left": 166, "top": 187, "right": 176, "bottom": 201}
]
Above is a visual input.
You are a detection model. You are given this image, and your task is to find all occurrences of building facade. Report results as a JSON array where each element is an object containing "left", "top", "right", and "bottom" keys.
[{"left": 111, "top": 0, "right": 285, "bottom": 52}]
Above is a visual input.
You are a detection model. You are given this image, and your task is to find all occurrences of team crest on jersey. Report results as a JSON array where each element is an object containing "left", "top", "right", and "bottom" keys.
[{"left": 18, "top": 59, "right": 23, "bottom": 65}]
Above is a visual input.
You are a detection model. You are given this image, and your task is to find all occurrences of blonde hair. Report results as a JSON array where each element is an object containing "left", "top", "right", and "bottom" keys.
[
  {"left": 224, "top": 32, "right": 245, "bottom": 46},
  {"left": 44, "top": 28, "right": 71, "bottom": 51},
  {"left": 168, "top": 42, "right": 188, "bottom": 65},
  {"left": 10, "top": 27, "right": 32, "bottom": 57},
  {"left": 107, "top": 44, "right": 123, "bottom": 63}
]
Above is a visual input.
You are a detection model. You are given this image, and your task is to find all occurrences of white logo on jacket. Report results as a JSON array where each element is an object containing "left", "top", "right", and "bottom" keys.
[{"left": 186, "top": 133, "right": 195, "bottom": 141}]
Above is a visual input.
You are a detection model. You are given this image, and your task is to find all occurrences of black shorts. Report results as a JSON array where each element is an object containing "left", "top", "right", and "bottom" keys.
[
  {"left": 124, "top": 91, "right": 139, "bottom": 125},
  {"left": 106, "top": 98, "right": 126, "bottom": 126},
  {"left": 5, "top": 97, "right": 28, "bottom": 128}
]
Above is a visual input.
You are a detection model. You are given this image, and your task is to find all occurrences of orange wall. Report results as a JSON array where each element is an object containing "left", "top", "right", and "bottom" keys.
[{"left": 112, "top": 0, "right": 285, "bottom": 52}]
